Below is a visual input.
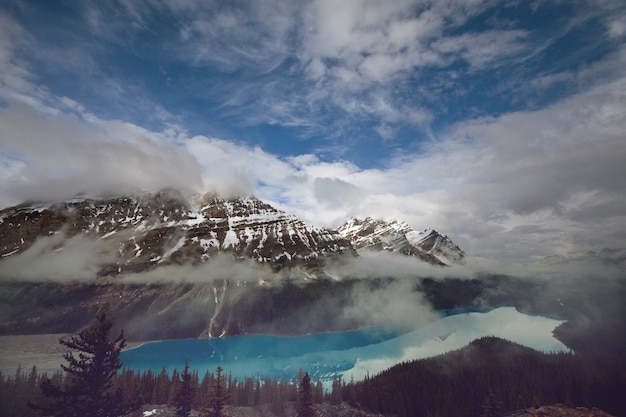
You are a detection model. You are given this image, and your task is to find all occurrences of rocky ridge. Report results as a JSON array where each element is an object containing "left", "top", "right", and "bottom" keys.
[
  {"left": 0, "top": 193, "right": 464, "bottom": 277},
  {"left": 337, "top": 217, "right": 464, "bottom": 265},
  {"left": 0, "top": 191, "right": 466, "bottom": 339},
  {"left": 0, "top": 191, "right": 355, "bottom": 275}
]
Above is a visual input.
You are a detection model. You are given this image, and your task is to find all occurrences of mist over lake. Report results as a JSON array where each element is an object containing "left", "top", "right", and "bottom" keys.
[{"left": 121, "top": 307, "right": 568, "bottom": 384}]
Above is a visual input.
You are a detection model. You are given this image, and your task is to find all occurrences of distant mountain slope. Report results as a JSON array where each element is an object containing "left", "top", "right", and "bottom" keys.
[
  {"left": 0, "top": 191, "right": 355, "bottom": 274},
  {"left": 337, "top": 217, "right": 464, "bottom": 265}
]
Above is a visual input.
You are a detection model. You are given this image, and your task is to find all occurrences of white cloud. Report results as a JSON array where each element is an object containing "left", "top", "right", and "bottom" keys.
[
  {"left": 185, "top": 135, "right": 294, "bottom": 197},
  {"left": 608, "top": 16, "right": 626, "bottom": 38},
  {"left": 0, "top": 102, "right": 203, "bottom": 206},
  {"left": 0, "top": 11, "right": 40, "bottom": 107},
  {"left": 301, "top": 0, "right": 520, "bottom": 87},
  {"left": 432, "top": 29, "right": 529, "bottom": 69},
  {"left": 313, "top": 177, "right": 365, "bottom": 209},
  {"left": 163, "top": 0, "right": 297, "bottom": 73},
  {"left": 376, "top": 124, "right": 395, "bottom": 141},
  {"left": 0, "top": 233, "right": 114, "bottom": 282}
]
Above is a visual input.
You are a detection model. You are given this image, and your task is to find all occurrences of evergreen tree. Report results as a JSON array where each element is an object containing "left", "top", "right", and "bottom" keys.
[
  {"left": 480, "top": 390, "right": 502, "bottom": 417},
  {"left": 331, "top": 373, "right": 342, "bottom": 405},
  {"left": 174, "top": 363, "right": 196, "bottom": 417},
  {"left": 168, "top": 369, "right": 180, "bottom": 405},
  {"left": 240, "top": 377, "right": 254, "bottom": 406},
  {"left": 314, "top": 378, "right": 324, "bottom": 404},
  {"left": 152, "top": 368, "right": 170, "bottom": 404},
  {"left": 32, "top": 311, "right": 127, "bottom": 417},
  {"left": 254, "top": 378, "right": 261, "bottom": 406},
  {"left": 204, "top": 366, "right": 229, "bottom": 417},
  {"left": 297, "top": 371, "right": 314, "bottom": 417}
]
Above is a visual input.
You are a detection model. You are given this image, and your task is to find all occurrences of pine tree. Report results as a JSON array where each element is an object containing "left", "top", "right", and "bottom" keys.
[
  {"left": 314, "top": 378, "right": 324, "bottom": 404},
  {"left": 168, "top": 369, "right": 181, "bottom": 405},
  {"left": 204, "top": 366, "right": 229, "bottom": 417},
  {"left": 297, "top": 372, "right": 314, "bottom": 417},
  {"left": 254, "top": 378, "right": 261, "bottom": 406},
  {"left": 152, "top": 368, "right": 170, "bottom": 404},
  {"left": 480, "top": 390, "right": 503, "bottom": 417},
  {"left": 331, "top": 373, "right": 342, "bottom": 405},
  {"left": 174, "top": 363, "right": 196, "bottom": 417},
  {"left": 32, "top": 311, "right": 127, "bottom": 417}
]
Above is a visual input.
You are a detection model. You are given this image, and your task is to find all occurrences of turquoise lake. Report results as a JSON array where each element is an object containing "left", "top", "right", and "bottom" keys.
[{"left": 120, "top": 307, "right": 569, "bottom": 383}]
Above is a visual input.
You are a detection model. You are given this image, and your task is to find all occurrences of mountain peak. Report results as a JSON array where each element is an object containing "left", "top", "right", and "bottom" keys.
[
  {"left": 337, "top": 217, "right": 464, "bottom": 265},
  {"left": 0, "top": 191, "right": 355, "bottom": 276}
]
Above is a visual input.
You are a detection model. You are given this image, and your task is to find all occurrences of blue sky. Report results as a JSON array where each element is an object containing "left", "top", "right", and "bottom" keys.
[{"left": 1, "top": 0, "right": 625, "bottom": 272}]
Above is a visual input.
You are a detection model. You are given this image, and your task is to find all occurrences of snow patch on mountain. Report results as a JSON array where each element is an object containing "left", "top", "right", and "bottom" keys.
[
  {"left": 337, "top": 217, "right": 464, "bottom": 265},
  {"left": 0, "top": 191, "right": 355, "bottom": 275}
]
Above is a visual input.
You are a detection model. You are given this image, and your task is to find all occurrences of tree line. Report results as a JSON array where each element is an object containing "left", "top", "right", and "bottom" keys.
[
  {"left": 0, "top": 363, "right": 329, "bottom": 417},
  {"left": 1, "top": 312, "right": 624, "bottom": 417},
  {"left": 0, "top": 312, "right": 324, "bottom": 417}
]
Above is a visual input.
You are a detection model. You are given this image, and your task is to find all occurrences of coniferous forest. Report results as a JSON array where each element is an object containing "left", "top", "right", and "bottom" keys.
[
  {"left": 1, "top": 336, "right": 624, "bottom": 417},
  {"left": 347, "top": 337, "right": 626, "bottom": 417}
]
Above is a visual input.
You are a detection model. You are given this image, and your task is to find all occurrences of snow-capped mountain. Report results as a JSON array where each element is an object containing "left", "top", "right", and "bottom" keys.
[
  {"left": 0, "top": 191, "right": 465, "bottom": 279},
  {"left": 337, "top": 217, "right": 465, "bottom": 265},
  {"left": 0, "top": 191, "right": 354, "bottom": 274}
]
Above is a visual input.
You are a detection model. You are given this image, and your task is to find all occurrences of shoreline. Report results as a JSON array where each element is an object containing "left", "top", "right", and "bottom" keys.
[
  {"left": 0, "top": 334, "right": 146, "bottom": 375},
  {"left": 0, "top": 308, "right": 570, "bottom": 376}
]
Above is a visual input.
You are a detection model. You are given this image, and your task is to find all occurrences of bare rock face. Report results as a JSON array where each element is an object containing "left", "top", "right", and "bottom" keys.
[
  {"left": 0, "top": 189, "right": 359, "bottom": 337},
  {"left": 0, "top": 191, "right": 355, "bottom": 275},
  {"left": 337, "top": 217, "right": 464, "bottom": 265}
]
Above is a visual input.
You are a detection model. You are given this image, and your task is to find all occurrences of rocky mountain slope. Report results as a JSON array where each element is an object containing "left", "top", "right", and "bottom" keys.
[
  {"left": 1, "top": 193, "right": 463, "bottom": 277},
  {"left": 0, "top": 192, "right": 467, "bottom": 339},
  {"left": 0, "top": 191, "right": 355, "bottom": 275},
  {"left": 337, "top": 217, "right": 464, "bottom": 265}
]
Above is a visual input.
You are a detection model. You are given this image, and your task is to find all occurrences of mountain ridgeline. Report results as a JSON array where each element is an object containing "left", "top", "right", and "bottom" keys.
[
  {"left": 0, "top": 191, "right": 355, "bottom": 275},
  {"left": 337, "top": 217, "right": 465, "bottom": 265},
  {"left": 0, "top": 190, "right": 466, "bottom": 339},
  {"left": 0, "top": 191, "right": 463, "bottom": 275}
]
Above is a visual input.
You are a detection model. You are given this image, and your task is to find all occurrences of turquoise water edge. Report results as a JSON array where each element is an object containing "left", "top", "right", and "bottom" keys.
[
  {"left": 120, "top": 307, "right": 569, "bottom": 383},
  {"left": 121, "top": 326, "right": 402, "bottom": 381}
]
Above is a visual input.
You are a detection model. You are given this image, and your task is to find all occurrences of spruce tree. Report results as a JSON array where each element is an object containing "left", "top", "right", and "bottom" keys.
[
  {"left": 480, "top": 390, "right": 503, "bottom": 417},
  {"left": 204, "top": 366, "right": 229, "bottom": 417},
  {"left": 331, "top": 373, "right": 342, "bottom": 405},
  {"left": 32, "top": 311, "right": 127, "bottom": 417},
  {"left": 174, "top": 363, "right": 196, "bottom": 417},
  {"left": 297, "top": 372, "right": 314, "bottom": 417}
]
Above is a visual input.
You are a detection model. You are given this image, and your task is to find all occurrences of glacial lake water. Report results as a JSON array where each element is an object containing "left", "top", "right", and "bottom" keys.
[{"left": 120, "top": 307, "right": 569, "bottom": 383}]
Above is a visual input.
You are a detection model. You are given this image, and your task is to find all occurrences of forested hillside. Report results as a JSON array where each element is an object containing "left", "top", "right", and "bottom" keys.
[{"left": 347, "top": 337, "right": 625, "bottom": 417}]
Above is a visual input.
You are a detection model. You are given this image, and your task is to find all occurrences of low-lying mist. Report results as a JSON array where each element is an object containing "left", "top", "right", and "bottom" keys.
[
  {"left": 0, "top": 232, "right": 117, "bottom": 282},
  {"left": 1, "top": 232, "right": 624, "bottom": 349}
]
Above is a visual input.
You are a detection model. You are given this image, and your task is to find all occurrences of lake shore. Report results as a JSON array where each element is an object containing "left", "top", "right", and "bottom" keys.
[{"left": 0, "top": 334, "right": 146, "bottom": 375}]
